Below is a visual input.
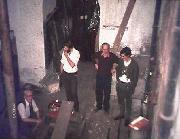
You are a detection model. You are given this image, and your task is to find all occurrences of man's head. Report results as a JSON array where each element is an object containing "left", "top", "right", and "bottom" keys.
[
  {"left": 63, "top": 41, "right": 74, "bottom": 53},
  {"left": 101, "top": 43, "right": 110, "bottom": 54},
  {"left": 24, "top": 89, "right": 33, "bottom": 103},
  {"left": 120, "top": 47, "right": 132, "bottom": 61}
]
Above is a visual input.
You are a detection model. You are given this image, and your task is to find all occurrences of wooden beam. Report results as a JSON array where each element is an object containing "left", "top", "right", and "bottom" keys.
[
  {"left": 112, "top": 0, "right": 136, "bottom": 52},
  {"left": 0, "top": 1, "right": 17, "bottom": 139},
  {"left": 51, "top": 101, "right": 74, "bottom": 139}
]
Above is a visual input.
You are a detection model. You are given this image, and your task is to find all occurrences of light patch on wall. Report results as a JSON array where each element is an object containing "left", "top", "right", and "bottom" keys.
[
  {"left": 99, "top": 25, "right": 129, "bottom": 51},
  {"left": 99, "top": 26, "right": 118, "bottom": 48}
]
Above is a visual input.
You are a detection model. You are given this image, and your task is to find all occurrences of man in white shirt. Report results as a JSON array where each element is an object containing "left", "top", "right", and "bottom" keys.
[
  {"left": 17, "top": 88, "right": 42, "bottom": 138},
  {"left": 60, "top": 41, "right": 80, "bottom": 112}
]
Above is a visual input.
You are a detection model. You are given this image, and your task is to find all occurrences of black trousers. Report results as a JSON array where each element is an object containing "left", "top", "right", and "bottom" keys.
[
  {"left": 95, "top": 74, "right": 112, "bottom": 110},
  {"left": 116, "top": 81, "right": 134, "bottom": 119},
  {"left": 62, "top": 71, "right": 79, "bottom": 112},
  {"left": 18, "top": 111, "right": 37, "bottom": 139}
]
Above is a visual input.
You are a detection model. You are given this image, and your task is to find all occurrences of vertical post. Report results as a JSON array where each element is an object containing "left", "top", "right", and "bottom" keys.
[{"left": 0, "top": 0, "right": 17, "bottom": 139}]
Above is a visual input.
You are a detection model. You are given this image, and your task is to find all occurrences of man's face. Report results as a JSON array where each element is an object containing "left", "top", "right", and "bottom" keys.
[
  {"left": 24, "top": 90, "right": 33, "bottom": 103},
  {"left": 102, "top": 45, "right": 110, "bottom": 54},
  {"left": 120, "top": 54, "right": 130, "bottom": 61},
  {"left": 64, "top": 46, "right": 70, "bottom": 53}
]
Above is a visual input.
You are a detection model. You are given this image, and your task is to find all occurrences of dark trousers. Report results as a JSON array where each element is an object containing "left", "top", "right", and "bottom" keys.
[
  {"left": 18, "top": 111, "right": 37, "bottom": 139},
  {"left": 62, "top": 72, "right": 79, "bottom": 111},
  {"left": 116, "top": 82, "right": 133, "bottom": 119},
  {"left": 95, "top": 74, "right": 112, "bottom": 110}
]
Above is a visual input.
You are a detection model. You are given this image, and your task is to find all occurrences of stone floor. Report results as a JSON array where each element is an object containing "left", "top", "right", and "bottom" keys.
[{"left": 32, "top": 59, "right": 150, "bottom": 139}]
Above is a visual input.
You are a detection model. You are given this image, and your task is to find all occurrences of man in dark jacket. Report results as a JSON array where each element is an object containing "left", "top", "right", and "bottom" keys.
[
  {"left": 114, "top": 47, "right": 139, "bottom": 126},
  {"left": 94, "top": 42, "right": 118, "bottom": 113}
]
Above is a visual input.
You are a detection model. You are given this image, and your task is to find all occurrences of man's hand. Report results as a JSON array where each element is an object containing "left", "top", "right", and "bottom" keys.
[
  {"left": 111, "top": 68, "right": 116, "bottom": 75},
  {"left": 111, "top": 63, "right": 118, "bottom": 75},
  {"left": 64, "top": 51, "right": 69, "bottom": 58},
  {"left": 95, "top": 64, "right": 98, "bottom": 70},
  {"left": 63, "top": 50, "right": 76, "bottom": 68},
  {"left": 36, "top": 119, "right": 42, "bottom": 126}
]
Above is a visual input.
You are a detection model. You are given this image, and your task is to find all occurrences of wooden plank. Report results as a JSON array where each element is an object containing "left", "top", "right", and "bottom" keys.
[
  {"left": 112, "top": 0, "right": 136, "bottom": 52},
  {"left": 0, "top": 0, "right": 18, "bottom": 138},
  {"left": 51, "top": 101, "right": 74, "bottom": 139}
]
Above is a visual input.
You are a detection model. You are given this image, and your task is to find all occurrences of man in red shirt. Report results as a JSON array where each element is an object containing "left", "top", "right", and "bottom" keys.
[{"left": 94, "top": 43, "right": 118, "bottom": 113}]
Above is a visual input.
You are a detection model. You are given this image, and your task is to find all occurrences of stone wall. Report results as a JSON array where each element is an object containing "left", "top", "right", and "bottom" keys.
[{"left": 7, "top": 0, "right": 56, "bottom": 84}]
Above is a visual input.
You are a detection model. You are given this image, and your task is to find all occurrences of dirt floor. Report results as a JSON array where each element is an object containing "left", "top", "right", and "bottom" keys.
[{"left": 32, "top": 57, "right": 150, "bottom": 139}]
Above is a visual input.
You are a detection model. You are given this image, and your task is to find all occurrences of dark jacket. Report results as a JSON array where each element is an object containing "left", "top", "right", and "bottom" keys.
[
  {"left": 94, "top": 51, "right": 119, "bottom": 76},
  {"left": 116, "top": 58, "right": 139, "bottom": 91}
]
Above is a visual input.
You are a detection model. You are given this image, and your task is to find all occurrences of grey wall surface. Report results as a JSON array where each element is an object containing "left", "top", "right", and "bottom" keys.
[
  {"left": 7, "top": 0, "right": 56, "bottom": 84},
  {"left": 99, "top": 0, "right": 155, "bottom": 55}
]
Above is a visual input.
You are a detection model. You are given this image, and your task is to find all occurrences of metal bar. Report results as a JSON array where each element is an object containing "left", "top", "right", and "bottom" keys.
[
  {"left": 107, "top": 127, "right": 110, "bottom": 139},
  {"left": 0, "top": 0, "right": 17, "bottom": 139},
  {"left": 143, "top": 1, "right": 162, "bottom": 139},
  {"left": 51, "top": 101, "right": 74, "bottom": 139},
  {"left": 117, "top": 119, "right": 122, "bottom": 139},
  {"left": 146, "top": 0, "right": 162, "bottom": 115}
]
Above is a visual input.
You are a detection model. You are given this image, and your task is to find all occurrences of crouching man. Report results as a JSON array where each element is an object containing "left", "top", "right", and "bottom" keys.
[{"left": 17, "top": 88, "right": 42, "bottom": 139}]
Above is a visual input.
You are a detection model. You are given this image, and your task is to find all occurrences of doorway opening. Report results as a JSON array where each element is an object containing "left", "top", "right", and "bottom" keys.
[{"left": 44, "top": 0, "right": 100, "bottom": 73}]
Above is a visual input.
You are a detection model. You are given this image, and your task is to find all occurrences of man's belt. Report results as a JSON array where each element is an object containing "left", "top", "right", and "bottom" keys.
[
  {"left": 120, "top": 81, "right": 130, "bottom": 84},
  {"left": 63, "top": 71, "right": 78, "bottom": 75}
]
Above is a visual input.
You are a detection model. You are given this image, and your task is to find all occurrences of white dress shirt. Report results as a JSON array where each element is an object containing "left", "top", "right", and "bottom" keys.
[
  {"left": 119, "top": 59, "right": 132, "bottom": 83},
  {"left": 18, "top": 99, "right": 39, "bottom": 119},
  {"left": 61, "top": 48, "right": 80, "bottom": 73}
]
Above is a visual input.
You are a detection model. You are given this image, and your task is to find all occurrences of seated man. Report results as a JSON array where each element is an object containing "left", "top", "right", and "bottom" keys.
[{"left": 17, "top": 88, "right": 42, "bottom": 139}]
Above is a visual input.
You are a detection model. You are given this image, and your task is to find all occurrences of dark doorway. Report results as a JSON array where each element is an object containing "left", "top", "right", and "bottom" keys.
[{"left": 44, "top": 0, "right": 100, "bottom": 73}]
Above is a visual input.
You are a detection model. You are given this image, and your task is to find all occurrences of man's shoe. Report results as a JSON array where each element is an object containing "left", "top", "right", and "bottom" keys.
[
  {"left": 124, "top": 119, "right": 130, "bottom": 126},
  {"left": 113, "top": 115, "right": 124, "bottom": 120},
  {"left": 93, "top": 108, "right": 102, "bottom": 112}
]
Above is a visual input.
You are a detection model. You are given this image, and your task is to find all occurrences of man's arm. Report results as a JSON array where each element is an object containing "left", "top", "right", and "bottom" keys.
[
  {"left": 95, "top": 64, "right": 98, "bottom": 70},
  {"left": 64, "top": 50, "right": 80, "bottom": 68},
  {"left": 93, "top": 52, "right": 99, "bottom": 70},
  {"left": 132, "top": 61, "right": 139, "bottom": 89},
  {"left": 111, "top": 63, "right": 118, "bottom": 75},
  {"left": 60, "top": 63, "right": 64, "bottom": 73},
  {"left": 21, "top": 117, "right": 41, "bottom": 124},
  {"left": 64, "top": 51, "right": 75, "bottom": 68},
  {"left": 111, "top": 53, "right": 119, "bottom": 74},
  {"left": 36, "top": 110, "right": 41, "bottom": 119},
  {"left": 134, "top": 62, "right": 139, "bottom": 87}
]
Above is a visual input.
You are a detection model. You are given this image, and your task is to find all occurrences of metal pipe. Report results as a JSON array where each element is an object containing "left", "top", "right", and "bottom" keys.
[
  {"left": 151, "top": 1, "right": 180, "bottom": 139},
  {"left": 0, "top": 0, "right": 17, "bottom": 139}
]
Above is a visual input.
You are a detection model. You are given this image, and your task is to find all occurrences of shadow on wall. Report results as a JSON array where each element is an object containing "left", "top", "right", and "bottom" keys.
[{"left": 139, "top": 36, "right": 151, "bottom": 55}]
